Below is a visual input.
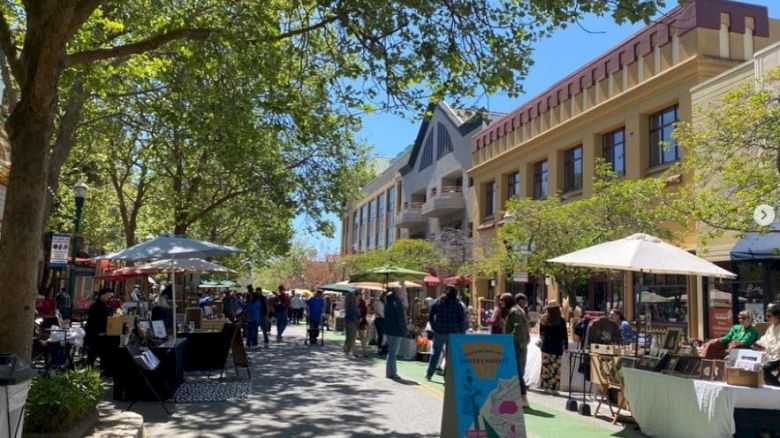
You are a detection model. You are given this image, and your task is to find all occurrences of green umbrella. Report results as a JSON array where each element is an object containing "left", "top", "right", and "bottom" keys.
[
  {"left": 320, "top": 282, "right": 358, "bottom": 293},
  {"left": 349, "top": 266, "right": 428, "bottom": 289},
  {"left": 219, "top": 279, "right": 240, "bottom": 288}
]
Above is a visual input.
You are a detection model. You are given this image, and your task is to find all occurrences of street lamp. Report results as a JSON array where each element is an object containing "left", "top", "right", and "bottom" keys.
[{"left": 67, "top": 181, "right": 88, "bottom": 301}]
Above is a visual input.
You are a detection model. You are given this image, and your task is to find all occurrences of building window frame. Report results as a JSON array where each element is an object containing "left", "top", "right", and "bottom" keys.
[
  {"left": 484, "top": 181, "right": 496, "bottom": 218},
  {"left": 507, "top": 171, "right": 520, "bottom": 200},
  {"left": 602, "top": 127, "right": 626, "bottom": 176},
  {"left": 649, "top": 104, "right": 680, "bottom": 168},
  {"left": 436, "top": 123, "right": 454, "bottom": 159},
  {"left": 420, "top": 133, "right": 434, "bottom": 170},
  {"left": 563, "top": 145, "right": 583, "bottom": 193},
  {"left": 533, "top": 160, "right": 548, "bottom": 200}
]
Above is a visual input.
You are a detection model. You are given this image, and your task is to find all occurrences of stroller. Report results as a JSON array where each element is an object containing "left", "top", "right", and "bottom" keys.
[{"left": 304, "top": 316, "right": 325, "bottom": 346}]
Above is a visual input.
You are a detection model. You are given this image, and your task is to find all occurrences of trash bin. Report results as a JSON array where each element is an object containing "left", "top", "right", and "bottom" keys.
[{"left": 0, "top": 354, "right": 36, "bottom": 438}]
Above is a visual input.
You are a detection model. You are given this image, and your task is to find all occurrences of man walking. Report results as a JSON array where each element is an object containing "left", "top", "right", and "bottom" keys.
[
  {"left": 383, "top": 289, "right": 406, "bottom": 380},
  {"left": 505, "top": 293, "right": 531, "bottom": 408},
  {"left": 373, "top": 296, "right": 386, "bottom": 354},
  {"left": 272, "top": 285, "right": 291, "bottom": 342},
  {"left": 306, "top": 289, "right": 325, "bottom": 345},
  {"left": 291, "top": 293, "right": 304, "bottom": 324},
  {"left": 426, "top": 286, "right": 466, "bottom": 381},
  {"left": 55, "top": 287, "right": 72, "bottom": 320}
]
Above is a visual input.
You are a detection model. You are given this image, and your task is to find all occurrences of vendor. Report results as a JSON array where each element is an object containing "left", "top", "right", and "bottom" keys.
[
  {"left": 85, "top": 288, "right": 113, "bottom": 367},
  {"left": 720, "top": 310, "right": 758, "bottom": 350},
  {"left": 753, "top": 304, "right": 780, "bottom": 386}
]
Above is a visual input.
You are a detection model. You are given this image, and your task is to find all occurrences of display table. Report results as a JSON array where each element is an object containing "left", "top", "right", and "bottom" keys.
[
  {"left": 622, "top": 368, "right": 780, "bottom": 438},
  {"left": 177, "top": 328, "right": 232, "bottom": 372},
  {"left": 113, "top": 339, "right": 186, "bottom": 401}
]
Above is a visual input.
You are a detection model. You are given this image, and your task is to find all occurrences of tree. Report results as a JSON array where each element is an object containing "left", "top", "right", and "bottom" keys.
[
  {"left": 342, "top": 239, "right": 446, "bottom": 276},
  {"left": 671, "top": 69, "right": 780, "bottom": 240},
  {"left": 499, "top": 162, "right": 685, "bottom": 301},
  {"left": 0, "top": 0, "right": 666, "bottom": 360}
]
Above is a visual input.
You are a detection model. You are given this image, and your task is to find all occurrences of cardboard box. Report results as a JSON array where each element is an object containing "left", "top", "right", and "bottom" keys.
[
  {"left": 726, "top": 367, "right": 760, "bottom": 387},
  {"left": 106, "top": 316, "right": 124, "bottom": 336}
]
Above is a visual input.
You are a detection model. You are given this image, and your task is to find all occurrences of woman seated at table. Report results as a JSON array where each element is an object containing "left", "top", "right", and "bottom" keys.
[
  {"left": 702, "top": 310, "right": 757, "bottom": 359},
  {"left": 752, "top": 304, "right": 780, "bottom": 386}
]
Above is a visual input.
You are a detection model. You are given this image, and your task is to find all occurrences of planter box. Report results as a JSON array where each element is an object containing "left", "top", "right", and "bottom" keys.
[
  {"left": 25, "top": 407, "right": 98, "bottom": 438},
  {"left": 399, "top": 338, "right": 417, "bottom": 360}
]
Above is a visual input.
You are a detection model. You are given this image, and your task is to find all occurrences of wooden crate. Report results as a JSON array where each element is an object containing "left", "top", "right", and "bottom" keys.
[{"left": 201, "top": 318, "right": 225, "bottom": 331}]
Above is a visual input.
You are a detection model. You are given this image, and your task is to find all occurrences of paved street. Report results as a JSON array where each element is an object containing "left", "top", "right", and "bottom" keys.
[
  {"left": 105, "top": 324, "right": 442, "bottom": 437},
  {"left": 100, "top": 324, "right": 650, "bottom": 438}
]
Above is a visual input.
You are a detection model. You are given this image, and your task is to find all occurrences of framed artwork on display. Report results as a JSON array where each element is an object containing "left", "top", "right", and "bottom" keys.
[
  {"left": 666, "top": 356, "right": 679, "bottom": 373},
  {"left": 712, "top": 360, "right": 726, "bottom": 382},
  {"left": 151, "top": 320, "right": 167, "bottom": 339},
  {"left": 663, "top": 328, "right": 683, "bottom": 353},
  {"left": 700, "top": 360, "right": 714, "bottom": 380}
]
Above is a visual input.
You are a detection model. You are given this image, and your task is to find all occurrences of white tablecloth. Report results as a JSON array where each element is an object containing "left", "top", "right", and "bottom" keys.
[
  {"left": 525, "top": 336, "right": 584, "bottom": 391},
  {"left": 622, "top": 368, "right": 780, "bottom": 438}
]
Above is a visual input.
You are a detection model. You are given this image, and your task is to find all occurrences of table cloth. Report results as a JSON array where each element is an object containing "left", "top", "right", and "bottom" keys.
[{"left": 622, "top": 368, "right": 780, "bottom": 438}]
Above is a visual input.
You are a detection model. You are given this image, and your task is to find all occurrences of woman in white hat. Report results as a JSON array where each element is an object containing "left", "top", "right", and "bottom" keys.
[{"left": 539, "top": 300, "right": 568, "bottom": 392}]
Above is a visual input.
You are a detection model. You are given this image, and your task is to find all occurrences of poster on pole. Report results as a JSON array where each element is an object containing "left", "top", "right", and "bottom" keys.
[
  {"left": 49, "top": 233, "right": 71, "bottom": 267},
  {"left": 441, "top": 334, "right": 526, "bottom": 438}
]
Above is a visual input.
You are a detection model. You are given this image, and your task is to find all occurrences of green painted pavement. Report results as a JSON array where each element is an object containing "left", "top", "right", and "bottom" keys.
[{"left": 322, "top": 330, "right": 627, "bottom": 438}]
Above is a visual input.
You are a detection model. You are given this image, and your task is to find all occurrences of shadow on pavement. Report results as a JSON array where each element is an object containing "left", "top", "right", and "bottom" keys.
[
  {"left": 523, "top": 407, "right": 555, "bottom": 418},
  {"left": 101, "top": 328, "right": 440, "bottom": 437}
]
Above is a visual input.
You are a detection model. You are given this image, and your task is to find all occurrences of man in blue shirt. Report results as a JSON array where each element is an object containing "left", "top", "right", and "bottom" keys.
[
  {"left": 426, "top": 286, "right": 466, "bottom": 380},
  {"left": 306, "top": 289, "right": 326, "bottom": 345}
]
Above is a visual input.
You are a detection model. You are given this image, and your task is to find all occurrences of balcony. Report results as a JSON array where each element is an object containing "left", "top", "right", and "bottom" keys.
[
  {"left": 421, "top": 186, "right": 465, "bottom": 219},
  {"left": 395, "top": 202, "right": 427, "bottom": 230}
]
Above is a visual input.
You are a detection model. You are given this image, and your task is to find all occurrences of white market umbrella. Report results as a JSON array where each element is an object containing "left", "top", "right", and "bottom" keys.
[
  {"left": 134, "top": 258, "right": 237, "bottom": 274},
  {"left": 640, "top": 291, "right": 673, "bottom": 304},
  {"left": 547, "top": 233, "right": 736, "bottom": 278},
  {"left": 97, "top": 234, "right": 242, "bottom": 339},
  {"left": 548, "top": 233, "right": 735, "bottom": 354},
  {"left": 344, "top": 280, "right": 424, "bottom": 291}
]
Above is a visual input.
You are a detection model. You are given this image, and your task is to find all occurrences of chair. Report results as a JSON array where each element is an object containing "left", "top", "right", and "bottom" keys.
[{"left": 592, "top": 353, "right": 631, "bottom": 424}]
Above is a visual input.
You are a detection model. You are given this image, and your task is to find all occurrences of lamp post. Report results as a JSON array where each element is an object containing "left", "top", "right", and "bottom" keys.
[{"left": 67, "top": 181, "right": 88, "bottom": 301}]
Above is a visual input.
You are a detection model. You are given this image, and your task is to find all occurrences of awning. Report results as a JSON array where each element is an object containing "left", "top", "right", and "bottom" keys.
[
  {"left": 730, "top": 222, "right": 780, "bottom": 261},
  {"left": 423, "top": 275, "right": 440, "bottom": 285}
]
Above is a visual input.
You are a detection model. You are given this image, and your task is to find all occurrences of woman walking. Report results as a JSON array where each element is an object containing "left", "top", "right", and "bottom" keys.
[
  {"left": 357, "top": 293, "right": 369, "bottom": 357},
  {"left": 489, "top": 293, "right": 514, "bottom": 334},
  {"left": 539, "top": 300, "right": 568, "bottom": 392}
]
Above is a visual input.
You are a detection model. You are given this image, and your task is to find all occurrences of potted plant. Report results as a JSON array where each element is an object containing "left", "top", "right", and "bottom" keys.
[{"left": 24, "top": 368, "right": 104, "bottom": 438}]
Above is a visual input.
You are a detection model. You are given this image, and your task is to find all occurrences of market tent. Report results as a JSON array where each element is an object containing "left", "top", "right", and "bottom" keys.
[
  {"left": 134, "top": 258, "right": 236, "bottom": 274},
  {"left": 94, "top": 266, "right": 147, "bottom": 280},
  {"left": 640, "top": 291, "right": 673, "bottom": 304},
  {"left": 348, "top": 280, "right": 423, "bottom": 290},
  {"left": 321, "top": 282, "right": 357, "bottom": 293},
  {"left": 349, "top": 266, "right": 427, "bottom": 289},
  {"left": 443, "top": 275, "right": 472, "bottom": 286},
  {"left": 96, "top": 234, "right": 242, "bottom": 339},
  {"left": 423, "top": 275, "right": 440, "bottom": 285},
  {"left": 730, "top": 222, "right": 780, "bottom": 261}
]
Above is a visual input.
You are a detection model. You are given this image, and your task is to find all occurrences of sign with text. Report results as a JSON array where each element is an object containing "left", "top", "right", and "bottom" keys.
[
  {"left": 708, "top": 307, "right": 732, "bottom": 338},
  {"left": 512, "top": 272, "right": 529, "bottom": 283},
  {"left": 441, "top": 334, "right": 526, "bottom": 438},
  {"left": 49, "top": 233, "right": 71, "bottom": 267}
]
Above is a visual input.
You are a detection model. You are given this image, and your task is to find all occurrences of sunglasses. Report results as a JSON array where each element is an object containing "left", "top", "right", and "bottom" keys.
[{"left": 739, "top": 316, "right": 749, "bottom": 320}]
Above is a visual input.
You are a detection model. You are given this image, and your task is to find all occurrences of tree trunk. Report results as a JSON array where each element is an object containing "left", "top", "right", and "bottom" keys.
[{"left": 0, "top": 87, "right": 60, "bottom": 360}]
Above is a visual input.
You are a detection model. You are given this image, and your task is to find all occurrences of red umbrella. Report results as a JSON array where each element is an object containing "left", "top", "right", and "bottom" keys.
[
  {"left": 423, "top": 275, "right": 440, "bottom": 285},
  {"left": 443, "top": 275, "right": 472, "bottom": 286}
]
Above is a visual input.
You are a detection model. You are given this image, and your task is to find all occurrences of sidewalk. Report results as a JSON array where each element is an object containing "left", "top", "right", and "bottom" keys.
[{"left": 323, "top": 329, "right": 647, "bottom": 438}]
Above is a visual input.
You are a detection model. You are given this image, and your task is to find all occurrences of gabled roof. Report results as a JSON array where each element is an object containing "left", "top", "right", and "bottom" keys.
[{"left": 400, "top": 101, "right": 501, "bottom": 175}]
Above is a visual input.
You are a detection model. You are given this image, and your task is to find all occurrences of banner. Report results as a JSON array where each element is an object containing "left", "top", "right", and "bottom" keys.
[
  {"left": 708, "top": 307, "right": 732, "bottom": 338},
  {"left": 49, "top": 233, "right": 71, "bottom": 267},
  {"left": 442, "top": 334, "right": 526, "bottom": 438}
]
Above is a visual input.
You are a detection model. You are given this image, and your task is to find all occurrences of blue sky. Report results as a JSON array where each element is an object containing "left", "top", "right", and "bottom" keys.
[{"left": 297, "top": 0, "right": 780, "bottom": 255}]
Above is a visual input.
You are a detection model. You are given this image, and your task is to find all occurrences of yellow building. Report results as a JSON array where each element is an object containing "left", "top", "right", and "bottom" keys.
[
  {"left": 468, "top": 0, "right": 780, "bottom": 337},
  {"left": 689, "top": 40, "right": 780, "bottom": 338}
]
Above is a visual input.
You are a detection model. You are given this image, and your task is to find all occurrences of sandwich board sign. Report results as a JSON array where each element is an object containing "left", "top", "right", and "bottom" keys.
[{"left": 441, "top": 334, "right": 526, "bottom": 438}]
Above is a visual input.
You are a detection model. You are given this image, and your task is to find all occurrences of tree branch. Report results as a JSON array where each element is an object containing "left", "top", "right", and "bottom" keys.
[
  {"left": 64, "top": 28, "right": 212, "bottom": 67},
  {"left": 0, "top": 13, "right": 22, "bottom": 83}
]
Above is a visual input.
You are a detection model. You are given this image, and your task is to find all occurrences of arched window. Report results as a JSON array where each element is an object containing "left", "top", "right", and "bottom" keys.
[{"left": 436, "top": 123, "right": 453, "bottom": 158}]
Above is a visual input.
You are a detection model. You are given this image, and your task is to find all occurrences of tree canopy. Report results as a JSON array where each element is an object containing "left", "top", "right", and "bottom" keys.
[{"left": 0, "top": 0, "right": 669, "bottom": 359}]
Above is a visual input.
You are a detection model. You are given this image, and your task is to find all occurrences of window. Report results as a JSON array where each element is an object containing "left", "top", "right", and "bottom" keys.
[
  {"left": 639, "top": 273, "right": 688, "bottom": 324},
  {"left": 359, "top": 205, "right": 366, "bottom": 251},
  {"left": 533, "top": 160, "right": 548, "bottom": 200},
  {"left": 436, "top": 123, "right": 453, "bottom": 158},
  {"left": 386, "top": 187, "right": 395, "bottom": 247},
  {"left": 367, "top": 200, "right": 374, "bottom": 249},
  {"left": 649, "top": 104, "right": 679, "bottom": 167},
  {"left": 420, "top": 134, "right": 434, "bottom": 170},
  {"left": 484, "top": 181, "right": 496, "bottom": 217},
  {"left": 507, "top": 172, "right": 520, "bottom": 199},
  {"left": 602, "top": 128, "right": 625, "bottom": 175},
  {"left": 376, "top": 193, "right": 384, "bottom": 249},
  {"left": 352, "top": 211, "right": 359, "bottom": 252},
  {"left": 564, "top": 145, "right": 583, "bottom": 193}
]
